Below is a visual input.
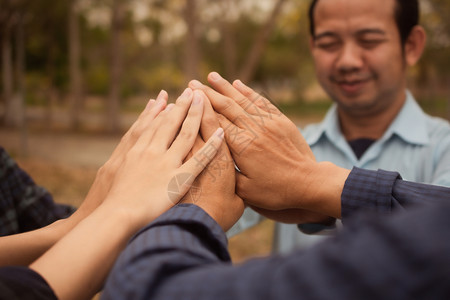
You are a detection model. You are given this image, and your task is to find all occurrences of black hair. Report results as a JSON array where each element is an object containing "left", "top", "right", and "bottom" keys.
[{"left": 308, "top": 0, "right": 420, "bottom": 45}]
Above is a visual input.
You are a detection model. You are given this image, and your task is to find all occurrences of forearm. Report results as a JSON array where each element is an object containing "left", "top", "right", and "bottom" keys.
[
  {"left": 30, "top": 203, "right": 138, "bottom": 300},
  {"left": 0, "top": 200, "right": 98, "bottom": 267},
  {"left": 0, "top": 217, "right": 79, "bottom": 266}
]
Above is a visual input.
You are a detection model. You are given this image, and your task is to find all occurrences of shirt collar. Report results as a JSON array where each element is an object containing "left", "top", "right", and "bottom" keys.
[
  {"left": 306, "top": 90, "right": 429, "bottom": 146},
  {"left": 306, "top": 103, "right": 341, "bottom": 146},
  {"left": 383, "top": 91, "right": 429, "bottom": 146}
]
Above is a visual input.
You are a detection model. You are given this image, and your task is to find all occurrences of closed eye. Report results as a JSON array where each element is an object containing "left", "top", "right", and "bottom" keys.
[{"left": 359, "top": 39, "right": 386, "bottom": 49}]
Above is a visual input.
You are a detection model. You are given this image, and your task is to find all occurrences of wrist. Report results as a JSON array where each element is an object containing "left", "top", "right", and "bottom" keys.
[
  {"left": 99, "top": 194, "right": 175, "bottom": 234},
  {"left": 95, "top": 202, "right": 146, "bottom": 236},
  {"left": 297, "top": 162, "right": 350, "bottom": 218}
]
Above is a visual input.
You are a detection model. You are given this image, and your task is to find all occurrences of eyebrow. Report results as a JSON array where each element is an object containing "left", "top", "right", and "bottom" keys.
[{"left": 314, "top": 28, "right": 387, "bottom": 40}]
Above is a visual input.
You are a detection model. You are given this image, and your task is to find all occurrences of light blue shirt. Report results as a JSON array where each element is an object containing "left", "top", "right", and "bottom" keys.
[
  {"left": 302, "top": 91, "right": 450, "bottom": 186},
  {"left": 229, "top": 91, "right": 450, "bottom": 253}
]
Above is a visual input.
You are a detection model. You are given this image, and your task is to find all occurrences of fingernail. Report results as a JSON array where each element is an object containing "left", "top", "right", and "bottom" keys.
[
  {"left": 193, "top": 91, "right": 203, "bottom": 105},
  {"left": 190, "top": 80, "right": 203, "bottom": 89},
  {"left": 156, "top": 92, "right": 166, "bottom": 105},
  {"left": 209, "top": 72, "right": 222, "bottom": 81},
  {"left": 180, "top": 88, "right": 192, "bottom": 99},
  {"left": 145, "top": 99, "right": 156, "bottom": 110},
  {"left": 157, "top": 90, "right": 167, "bottom": 99},
  {"left": 234, "top": 80, "right": 245, "bottom": 88},
  {"left": 214, "top": 127, "right": 224, "bottom": 139}
]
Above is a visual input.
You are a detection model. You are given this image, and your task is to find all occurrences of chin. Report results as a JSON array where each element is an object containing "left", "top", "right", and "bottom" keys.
[{"left": 336, "top": 97, "right": 379, "bottom": 115}]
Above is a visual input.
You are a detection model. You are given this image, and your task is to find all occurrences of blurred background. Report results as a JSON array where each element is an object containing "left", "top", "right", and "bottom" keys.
[{"left": 0, "top": 0, "right": 449, "bottom": 262}]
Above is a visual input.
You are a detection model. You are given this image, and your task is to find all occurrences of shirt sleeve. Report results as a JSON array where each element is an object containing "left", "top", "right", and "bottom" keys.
[
  {"left": 0, "top": 266, "right": 57, "bottom": 300},
  {"left": 341, "top": 167, "right": 450, "bottom": 222},
  {"left": 103, "top": 171, "right": 450, "bottom": 300},
  {"left": 0, "top": 147, "right": 76, "bottom": 236}
]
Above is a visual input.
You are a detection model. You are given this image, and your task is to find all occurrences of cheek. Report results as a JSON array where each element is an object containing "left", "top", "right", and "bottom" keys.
[
  {"left": 313, "top": 54, "right": 333, "bottom": 77},
  {"left": 368, "top": 47, "right": 405, "bottom": 77}
]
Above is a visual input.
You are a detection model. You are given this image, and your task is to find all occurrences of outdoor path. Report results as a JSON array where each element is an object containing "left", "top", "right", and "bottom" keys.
[{"left": 0, "top": 112, "right": 318, "bottom": 168}]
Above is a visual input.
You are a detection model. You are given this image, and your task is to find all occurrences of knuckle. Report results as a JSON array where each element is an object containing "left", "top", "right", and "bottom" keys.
[
  {"left": 178, "top": 130, "right": 195, "bottom": 142},
  {"left": 237, "top": 96, "right": 250, "bottom": 106},
  {"left": 221, "top": 97, "right": 235, "bottom": 111},
  {"left": 97, "top": 161, "right": 115, "bottom": 180}
]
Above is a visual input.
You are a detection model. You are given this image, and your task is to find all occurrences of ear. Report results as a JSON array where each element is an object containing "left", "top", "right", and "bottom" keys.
[{"left": 404, "top": 25, "right": 426, "bottom": 66}]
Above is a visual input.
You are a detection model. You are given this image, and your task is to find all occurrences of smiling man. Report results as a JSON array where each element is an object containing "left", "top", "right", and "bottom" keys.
[
  {"left": 228, "top": 0, "right": 450, "bottom": 253},
  {"left": 310, "top": 0, "right": 422, "bottom": 140},
  {"left": 273, "top": 0, "right": 450, "bottom": 253}
]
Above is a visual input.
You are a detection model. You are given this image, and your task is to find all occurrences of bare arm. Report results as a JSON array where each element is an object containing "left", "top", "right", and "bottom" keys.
[
  {"left": 0, "top": 91, "right": 170, "bottom": 267},
  {"left": 29, "top": 88, "right": 224, "bottom": 300}
]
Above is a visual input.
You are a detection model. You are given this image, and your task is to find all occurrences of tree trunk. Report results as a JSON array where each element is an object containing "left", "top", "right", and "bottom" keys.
[
  {"left": 107, "top": 0, "right": 124, "bottom": 133},
  {"left": 44, "top": 48, "right": 57, "bottom": 127},
  {"left": 2, "top": 23, "right": 14, "bottom": 126},
  {"left": 69, "top": 0, "right": 83, "bottom": 130},
  {"left": 183, "top": 0, "right": 201, "bottom": 81},
  {"left": 15, "top": 14, "right": 28, "bottom": 155},
  {"left": 238, "top": 0, "right": 287, "bottom": 83},
  {"left": 221, "top": 0, "right": 237, "bottom": 79}
]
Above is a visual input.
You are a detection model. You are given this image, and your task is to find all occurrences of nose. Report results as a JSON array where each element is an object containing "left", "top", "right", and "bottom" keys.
[{"left": 335, "top": 43, "right": 363, "bottom": 73}]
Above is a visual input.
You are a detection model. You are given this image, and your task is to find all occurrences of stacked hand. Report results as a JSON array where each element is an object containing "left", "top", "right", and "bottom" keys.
[
  {"left": 101, "top": 88, "right": 226, "bottom": 230},
  {"left": 189, "top": 72, "right": 350, "bottom": 223},
  {"left": 73, "top": 91, "right": 169, "bottom": 222},
  {"left": 29, "top": 88, "right": 226, "bottom": 300},
  {"left": 180, "top": 90, "right": 244, "bottom": 231}
]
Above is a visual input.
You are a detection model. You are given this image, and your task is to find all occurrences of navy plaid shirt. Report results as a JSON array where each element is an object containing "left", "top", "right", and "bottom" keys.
[
  {"left": 0, "top": 147, "right": 75, "bottom": 236},
  {"left": 103, "top": 167, "right": 450, "bottom": 300}
]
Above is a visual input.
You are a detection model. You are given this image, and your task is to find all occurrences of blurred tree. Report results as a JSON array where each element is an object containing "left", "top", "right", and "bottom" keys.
[
  {"left": 0, "top": 0, "right": 15, "bottom": 126},
  {"left": 1, "top": 0, "right": 448, "bottom": 131},
  {"left": 414, "top": 0, "right": 450, "bottom": 119},
  {"left": 0, "top": 0, "right": 28, "bottom": 128},
  {"left": 238, "top": 0, "right": 288, "bottom": 83},
  {"left": 26, "top": 0, "right": 72, "bottom": 126},
  {"left": 69, "top": 0, "right": 83, "bottom": 130},
  {"left": 107, "top": 0, "right": 125, "bottom": 133},
  {"left": 258, "top": 0, "right": 316, "bottom": 101},
  {"left": 220, "top": 0, "right": 238, "bottom": 79},
  {"left": 183, "top": 0, "right": 201, "bottom": 80}
]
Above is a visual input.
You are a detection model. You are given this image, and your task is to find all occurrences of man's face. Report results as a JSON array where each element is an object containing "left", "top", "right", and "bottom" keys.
[{"left": 310, "top": 0, "right": 407, "bottom": 117}]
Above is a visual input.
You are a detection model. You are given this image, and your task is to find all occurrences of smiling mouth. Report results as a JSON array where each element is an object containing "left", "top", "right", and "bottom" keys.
[{"left": 335, "top": 78, "right": 371, "bottom": 94}]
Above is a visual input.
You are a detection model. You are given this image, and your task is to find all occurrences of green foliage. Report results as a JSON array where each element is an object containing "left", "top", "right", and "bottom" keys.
[
  {"left": 278, "top": 99, "right": 332, "bottom": 117},
  {"left": 86, "top": 64, "right": 110, "bottom": 95},
  {"left": 417, "top": 96, "right": 450, "bottom": 119},
  {"left": 3, "top": 0, "right": 450, "bottom": 115},
  {"left": 25, "top": 0, "right": 71, "bottom": 89}
]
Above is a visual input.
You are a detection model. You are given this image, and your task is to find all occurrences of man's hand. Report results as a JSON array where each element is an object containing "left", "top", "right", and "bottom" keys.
[
  {"left": 181, "top": 90, "right": 244, "bottom": 231},
  {"left": 190, "top": 73, "right": 350, "bottom": 220}
]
